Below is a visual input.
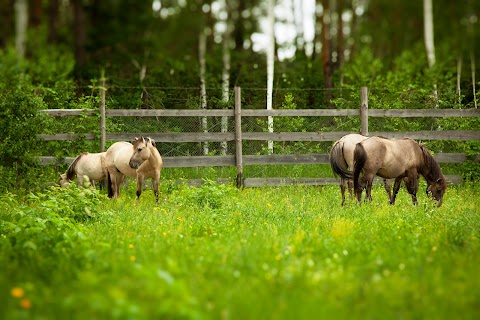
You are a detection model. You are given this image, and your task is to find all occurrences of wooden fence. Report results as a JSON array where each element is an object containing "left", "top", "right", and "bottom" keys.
[{"left": 40, "top": 87, "right": 480, "bottom": 187}]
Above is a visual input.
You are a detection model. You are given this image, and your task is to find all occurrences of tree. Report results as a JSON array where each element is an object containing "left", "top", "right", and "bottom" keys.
[
  {"left": 14, "top": 0, "right": 28, "bottom": 59},
  {"left": 266, "top": 0, "right": 275, "bottom": 154},
  {"left": 423, "top": 0, "right": 438, "bottom": 101}
]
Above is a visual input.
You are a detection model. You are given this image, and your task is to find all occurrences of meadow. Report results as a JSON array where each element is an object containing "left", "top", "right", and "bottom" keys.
[{"left": 1, "top": 179, "right": 479, "bottom": 319}]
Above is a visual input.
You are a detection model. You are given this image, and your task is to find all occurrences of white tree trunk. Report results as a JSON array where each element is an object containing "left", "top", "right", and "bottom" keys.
[
  {"left": 266, "top": 0, "right": 275, "bottom": 154},
  {"left": 471, "top": 51, "right": 477, "bottom": 109},
  {"left": 423, "top": 0, "right": 438, "bottom": 102},
  {"left": 221, "top": 1, "right": 232, "bottom": 155},
  {"left": 15, "top": 0, "right": 28, "bottom": 59},
  {"left": 199, "top": 30, "right": 209, "bottom": 155},
  {"left": 456, "top": 57, "right": 462, "bottom": 106}
]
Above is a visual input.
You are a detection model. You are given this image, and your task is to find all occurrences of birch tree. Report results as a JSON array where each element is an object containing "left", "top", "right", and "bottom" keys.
[
  {"left": 266, "top": 0, "right": 275, "bottom": 154},
  {"left": 220, "top": 0, "right": 232, "bottom": 155},
  {"left": 199, "top": 28, "right": 209, "bottom": 155},
  {"left": 15, "top": 0, "right": 28, "bottom": 59},
  {"left": 423, "top": 0, "right": 438, "bottom": 102}
]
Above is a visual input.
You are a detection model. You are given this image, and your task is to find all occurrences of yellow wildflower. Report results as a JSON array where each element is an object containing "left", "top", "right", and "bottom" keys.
[{"left": 11, "top": 287, "right": 24, "bottom": 298}]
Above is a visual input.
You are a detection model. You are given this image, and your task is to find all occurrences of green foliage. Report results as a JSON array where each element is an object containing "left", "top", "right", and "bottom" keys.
[
  {"left": 0, "top": 49, "right": 48, "bottom": 167},
  {"left": 1, "top": 184, "right": 480, "bottom": 318},
  {"left": 183, "top": 179, "right": 236, "bottom": 209},
  {"left": 0, "top": 186, "right": 108, "bottom": 284}
]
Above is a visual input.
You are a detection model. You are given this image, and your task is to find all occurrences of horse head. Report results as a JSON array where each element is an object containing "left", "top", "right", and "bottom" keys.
[
  {"left": 426, "top": 177, "right": 448, "bottom": 207},
  {"left": 129, "top": 136, "right": 154, "bottom": 169}
]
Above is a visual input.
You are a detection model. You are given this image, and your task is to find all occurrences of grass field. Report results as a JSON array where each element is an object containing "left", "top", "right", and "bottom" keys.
[{"left": 1, "top": 180, "right": 479, "bottom": 319}]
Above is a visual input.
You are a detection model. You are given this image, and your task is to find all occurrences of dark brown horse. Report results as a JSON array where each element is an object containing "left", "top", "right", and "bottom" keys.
[
  {"left": 330, "top": 134, "right": 393, "bottom": 206},
  {"left": 353, "top": 137, "right": 447, "bottom": 207}
]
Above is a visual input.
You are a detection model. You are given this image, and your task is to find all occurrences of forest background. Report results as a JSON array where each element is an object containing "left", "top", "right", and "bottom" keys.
[{"left": 0, "top": 0, "right": 479, "bottom": 191}]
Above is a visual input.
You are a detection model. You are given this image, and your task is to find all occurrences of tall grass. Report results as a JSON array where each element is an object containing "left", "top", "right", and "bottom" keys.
[{"left": 1, "top": 181, "right": 479, "bottom": 319}]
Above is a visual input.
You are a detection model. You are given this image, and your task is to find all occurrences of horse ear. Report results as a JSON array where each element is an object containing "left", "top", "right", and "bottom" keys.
[{"left": 436, "top": 178, "right": 443, "bottom": 184}]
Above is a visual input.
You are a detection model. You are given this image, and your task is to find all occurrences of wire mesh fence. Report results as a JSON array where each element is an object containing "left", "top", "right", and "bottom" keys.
[{"left": 40, "top": 86, "right": 479, "bottom": 161}]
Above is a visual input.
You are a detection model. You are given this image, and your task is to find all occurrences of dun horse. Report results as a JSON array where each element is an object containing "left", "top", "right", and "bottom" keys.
[
  {"left": 353, "top": 136, "right": 447, "bottom": 207},
  {"left": 105, "top": 137, "right": 163, "bottom": 202},
  {"left": 330, "top": 134, "right": 393, "bottom": 206},
  {"left": 58, "top": 152, "right": 107, "bottom": 187}
]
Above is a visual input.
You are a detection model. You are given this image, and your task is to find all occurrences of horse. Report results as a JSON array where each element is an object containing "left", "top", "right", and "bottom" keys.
[
  {"left": 58, "top": 152, "right": 107, "bottom": 188},
  {"left": 329, "top": 134, "right": 393, "bottom": 206},
  {"left": 353, "top": 136, "right": 447, "bottom": 207},
  {"left": 105, "top": 137, "right": 163, "bottom": 202}
]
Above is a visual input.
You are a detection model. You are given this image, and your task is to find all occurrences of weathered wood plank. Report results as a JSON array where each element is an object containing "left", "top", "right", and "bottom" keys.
[
  {"left": 433, "top": 153, "right": 467, "bottom": 163},
  {"left": 38, "top": 130, "right": 480, "bottom": 142},
  {"left": 39, "top": 153, "right": 474, "bottom": 167},
  {"left": 105, "top": 132, "right": 236, "bottom": 142},
  {"left": 106, "top": 109, "right": 234, "bottom": 117},
  {"left": 242, "top": 131, "right": 355, "bottom": 141},
  {"left": 244, "top": 175, "right": 463, "bottom": 187},
  {"left": 369, "top": 109, "right": 480, "bottom": 118},
  {"left": 40, "top": 109, "right": 97, "bottom": 116},
  {"left": 243, "top": 154, "right": 330, "bottom": 165},
  {"left": 163, "top": 156, "right": 235, "bottom": 168},
  {"left": 241, "top": 109, "right": 360, "bottom": 117},
  {"left": 38, "top": 133, "right": 97, "bottom": 141},
  {"left": 39, "top": 108, "right": 480, "bottom": 118},
  {"left": 370, "top": 130, "right": 480, "bottom": 141}
]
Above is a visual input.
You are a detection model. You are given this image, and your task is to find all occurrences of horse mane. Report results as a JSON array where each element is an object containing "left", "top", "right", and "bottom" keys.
[
  {"left": 419, "top": 144, "right": 442, "bottom": 180},
  {"left": 66, "top": 153, "right": 87, "bottom": 180}
]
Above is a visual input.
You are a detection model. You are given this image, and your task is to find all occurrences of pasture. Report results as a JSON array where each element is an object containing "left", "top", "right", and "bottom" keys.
[{"left": 1, "top": 180, "right": 479, "bottom": 319}]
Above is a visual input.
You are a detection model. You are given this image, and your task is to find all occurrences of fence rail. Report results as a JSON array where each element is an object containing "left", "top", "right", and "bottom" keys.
[{"left": 39, "top": 87, "right": 480, "bottom": 187}]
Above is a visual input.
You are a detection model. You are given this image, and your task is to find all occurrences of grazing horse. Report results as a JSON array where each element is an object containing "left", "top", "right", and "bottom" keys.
[
  {"left": 105, "top": 137, "right": 163, "bottom": 202},
  {"left": 58, "top": 152, "right": 107, "bottom": 187},
  {"left": 329, "top": 134, "right": 392, "bottom": 206},
  {"left": 353, "top": 136, "right": 447, "bottom": 207}
]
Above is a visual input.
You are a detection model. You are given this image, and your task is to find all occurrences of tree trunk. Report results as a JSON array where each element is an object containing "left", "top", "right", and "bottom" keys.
[
  {"left": 221, "top": 1, "right": 232, "bottom": 155},
  {"left": 0, "top": 0, "right": 14, "bottom": 48},
  {"left": 234, "top": 0, "right": 245, "bottom": 52},
  {"left": 456, "top": 57, "right": 462, "bottom": 106},
  {"left": 266, "top": 0, "right": 275, "bottom": 154},
  {"left": 48, "top": 0, "right": 59, "bottom": 43},
  {"left": 423, "top": 0, "right": 438, "bottom": 103},
  {"left": 336, "top": 0, "right": 345, "bottom": 86},
  {"left": 29, "top": 0, "right": 42, "bottom": 27},
  {"left": 199, "top": 29, "right": 209, "bottom": 155},
  {"left": 73, "top": 0, "right": 87, "bottom": 87},
  {"left": 471, "top": 51, "right": 477, "bottom": 109},
  {"left": 15, "top": 0, "right": 28, "bottom": 59},
  {"left": 321, "top": 0, "right": 333, "bottom": 107}
]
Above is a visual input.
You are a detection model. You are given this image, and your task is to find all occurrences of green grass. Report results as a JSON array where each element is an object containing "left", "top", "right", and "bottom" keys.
[{"left": 1, "top": 181, "right": 479, "bottom": 319}]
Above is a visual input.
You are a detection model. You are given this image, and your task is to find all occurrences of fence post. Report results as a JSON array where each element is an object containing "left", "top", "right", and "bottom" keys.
[
  {"left": 100, "top": 70, "right": 107, "bottom": 152},
  {"left": 360, "top": 86, "right": 368, "bottom": 136},
  {"left": 234, "top": 86, "right": 243, "bottom": 188}
]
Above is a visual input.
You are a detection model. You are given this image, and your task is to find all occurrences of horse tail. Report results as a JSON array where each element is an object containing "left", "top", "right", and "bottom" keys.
[
  {"left": 329, "top": 140, "right": 354, "bottom": 179},
  {"left": 66, "top": 153, "right": 86, "bottom": 181},
  {"left": 353, "top": 143, "right": 367, "bottom": 193},
  {"left": 107, "top": 171, "right": 114, "bottom": 198}
]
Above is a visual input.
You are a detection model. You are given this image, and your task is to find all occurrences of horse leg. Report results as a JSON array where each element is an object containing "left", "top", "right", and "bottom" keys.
[
  {"left": 340, "top": 177, "right": 346, "bottom": 206},
  {"left": 406, "top": 173, "right": 419, "bottom": 205},
  {"left": 136, "top": 174, "right": 144, "bottom": 200},
  {"left": 365, "top": 176, "right": 374, "bottom": 203},
  {"left": 153, "top": 175, "right": 160, "bottom": 203},
  {"left": 355, "top": 177, "right": 365, "bottom": 203},
  {"left": 77, "top": 174, "right": 83, "bottom": 187},
  {"left": 347, "top": 178, "right": 354, "bottom": 198},
  {"left": 383, "top": 179, "right": 392, "bottom": 203},
  {"left": 390, "top": 177, "right": 402, "bottom": 205}
]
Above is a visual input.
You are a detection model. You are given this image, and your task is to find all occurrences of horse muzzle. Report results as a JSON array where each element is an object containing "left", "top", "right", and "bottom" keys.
[{"left": 129, "top": 159, "right": 139, "bottom": 169}]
